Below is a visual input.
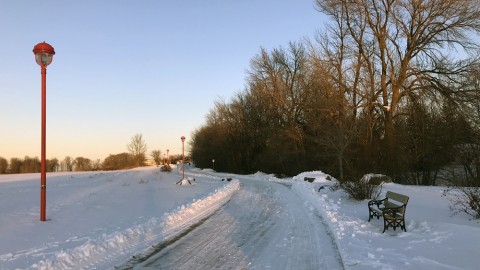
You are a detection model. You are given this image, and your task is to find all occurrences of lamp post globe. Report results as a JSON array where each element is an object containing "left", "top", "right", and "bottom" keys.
[
  {"left": 33, "top": 42, "right": 55, "bottom": 67},
  {"left": 33, "top": 41, "right": 55, "bottom": 222}
]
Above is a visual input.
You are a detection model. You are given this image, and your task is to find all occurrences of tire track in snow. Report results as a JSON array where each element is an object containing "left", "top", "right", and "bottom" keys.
[{"left": 133, "top": 178, "right": 344, "bottom": 269}]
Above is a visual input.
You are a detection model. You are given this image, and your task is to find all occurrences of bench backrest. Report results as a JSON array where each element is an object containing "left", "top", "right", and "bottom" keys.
[{"left": 385, "top": 191, "right": 409, "bottom": 215}]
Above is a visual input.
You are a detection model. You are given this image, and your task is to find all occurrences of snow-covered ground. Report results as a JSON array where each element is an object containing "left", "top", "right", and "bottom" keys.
[
  {"left": 290, "top": 172, "right": 480, "bottom": 269},
  {"left": 0, "top": 166, "right": 479, "bottom": 269}
]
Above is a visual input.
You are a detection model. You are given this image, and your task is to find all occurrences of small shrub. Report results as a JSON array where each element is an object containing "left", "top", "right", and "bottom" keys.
[
  {"left": 444, "top": 186, "right": 480, "bottom": 219},
  {"left": 160, "top": 164, "right": 172, "bottom": 172},
  {"left": 340, "top": 175, "right": 383, "bottom": 201},
  {"left": 366, "top": 174, "right": 392, "bottom": 185}
]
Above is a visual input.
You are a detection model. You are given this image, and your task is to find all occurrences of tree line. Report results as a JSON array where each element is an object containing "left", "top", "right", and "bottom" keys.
[
  {"left": 191, "top": 0, "right": 480, "bottom": 186},
  {"left": 0, "top": 156, "right": 100, "bottom": 174},
  {"left": 0, "top": 134, "right": 184, "bottom": 174}
]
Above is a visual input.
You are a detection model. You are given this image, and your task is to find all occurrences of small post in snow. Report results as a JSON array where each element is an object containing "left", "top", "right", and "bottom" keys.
[{"left": 180, "top": 136, "right": 185, "bottom": 179}]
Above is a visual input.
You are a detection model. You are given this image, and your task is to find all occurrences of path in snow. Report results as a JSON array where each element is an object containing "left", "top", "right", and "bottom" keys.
[{"left": 127, "top": 177, "right": 344, "bottom": 270}]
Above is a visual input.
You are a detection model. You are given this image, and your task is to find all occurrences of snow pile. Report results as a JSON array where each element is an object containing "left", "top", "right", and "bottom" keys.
[
  {"left": 292, "top": 172, "right": 480, "bottom": 270},
  {"left": 252, "top": 171, "right": 276, "bottom": 181},
  {"left": 292, "top": 171, "right": 337, "bottom": 182},
  {"left": 176, "top": 178, "right": 194, "bottom": 186},
  {"left": 163, "top": 179, "right": 240, "bottom": 239}
]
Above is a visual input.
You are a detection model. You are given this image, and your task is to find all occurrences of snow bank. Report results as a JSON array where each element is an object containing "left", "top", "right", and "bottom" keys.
[
  {"left": 292, "top": 179, "right": 480, "bottom": 270},
  {"left": 292, "top": 171, "right": 337, "bottom": 183},
  {"left": 163, "top": 179, "right": 240, "bottom": 239},
  {"left": 31, "top": 179, "right": 240, "bottom": 269}
]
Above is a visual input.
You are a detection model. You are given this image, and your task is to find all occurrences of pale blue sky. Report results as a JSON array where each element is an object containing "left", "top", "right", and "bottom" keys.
[{"left": 0, "top": 0, "right": 326, "bottom": 161}]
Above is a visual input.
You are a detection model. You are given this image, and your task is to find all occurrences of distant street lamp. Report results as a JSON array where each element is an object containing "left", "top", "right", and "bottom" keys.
[
  {"left": 166, "top": 149, "right": 169, "bottom": 165},
  {"left": 180, "top": 136, "right": 185, "bottom": 179},
  {"left": 33, "top": 41, "right": 55, "bottom": 222},
  {"left": 212, "top": 159, "right": 215, "bottom": 170}
]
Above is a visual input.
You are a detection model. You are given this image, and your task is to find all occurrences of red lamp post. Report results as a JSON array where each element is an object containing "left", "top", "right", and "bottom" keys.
[
  {"left": 33, "top": 42, "right": 55, "bottom": 222},
  {"left": 180, "top": 136, "right": 185, "bottom": 179}
]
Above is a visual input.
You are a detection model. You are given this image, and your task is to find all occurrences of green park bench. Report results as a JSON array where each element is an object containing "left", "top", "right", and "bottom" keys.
[{"left": 368, "top": 191, "right": 409, "bottom": 233}]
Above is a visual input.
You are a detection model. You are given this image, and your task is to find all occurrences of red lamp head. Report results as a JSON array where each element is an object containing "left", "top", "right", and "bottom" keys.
[{"left": 33, "top": 42, "right": 55, "bottom": 67}]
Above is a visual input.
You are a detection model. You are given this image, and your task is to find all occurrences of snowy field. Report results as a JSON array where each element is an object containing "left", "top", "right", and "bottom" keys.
[{"left": 0, "top": 166, "right": 479, "bottom": 269}]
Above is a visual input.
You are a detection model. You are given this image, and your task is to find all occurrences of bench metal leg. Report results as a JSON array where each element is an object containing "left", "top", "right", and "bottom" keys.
[
  {"left": 368, "top": 209, "right": 382, "bottom": 222},
  {"left": 383, "top": 218, "right": 407, "bottom": 233}
]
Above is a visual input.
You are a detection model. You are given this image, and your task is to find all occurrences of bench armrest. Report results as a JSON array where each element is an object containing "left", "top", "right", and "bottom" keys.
[{"left": 368, "top": 198, "right": 386, "bottom": 208}]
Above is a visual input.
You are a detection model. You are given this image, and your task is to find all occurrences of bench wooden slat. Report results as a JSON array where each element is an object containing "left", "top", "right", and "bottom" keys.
[{"left": 385, "top": 191, "right": 409, "bottom": 204}]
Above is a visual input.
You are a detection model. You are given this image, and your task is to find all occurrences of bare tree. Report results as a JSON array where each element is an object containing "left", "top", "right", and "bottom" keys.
[
  {"left": 47, "top": 158, "right": 59, "bottom": 172},
  {"left": 315, "top": 0, "right": 480, "bottom": 174},
  {"left": 246, "top": 43, "right": 311, "bottom": 175},
  {"left": 102, "top": 153, "right": 135, "bottom": 170},
  {"left": 151, "top": 150, "right": 162, "bottom": 166},
  {"left": 127, "top": 133, "right": 147, "bottom": 167},
  {"left": 21, "top": 156, "right": 40, "bottom": 173},
  {"left": 73, "top": 157, "right": 92, "bottom": 171},
  {"left": 9, "top": 158, "right": 22, "bottom": 174},
  {"left": 92, "top": 159, "right": 101, "bottom": 171},
  {"left": 61, "top": 156, "right": 73, "bottom": 172},
  {"left": 0, "top": 157, "right": 8, "bottom": 174}
]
